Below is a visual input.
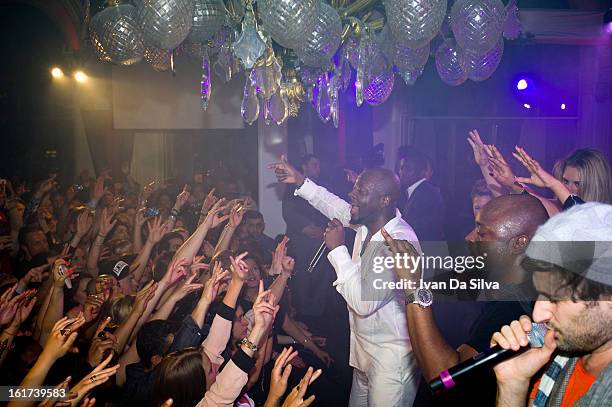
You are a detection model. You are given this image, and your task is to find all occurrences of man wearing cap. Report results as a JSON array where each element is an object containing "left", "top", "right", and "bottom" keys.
[
  {"left": 98, "top": 254, "right": 139, "bottom": 295},
  {"left": 491, "top": 202, "right": 612, "bottom": 406}
]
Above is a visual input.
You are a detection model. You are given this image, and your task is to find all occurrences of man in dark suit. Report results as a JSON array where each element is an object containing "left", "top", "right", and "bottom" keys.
[
  {"left": 397, "top": 147, "right": 446, "bottom": 242},
  {"left": 282, "top": 155, "right": 334, "bottom": 318}
]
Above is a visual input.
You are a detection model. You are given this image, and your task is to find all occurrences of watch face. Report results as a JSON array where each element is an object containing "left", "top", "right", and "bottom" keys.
[{"left": 416, "top": 288, "right": 433, "bottom": 306}]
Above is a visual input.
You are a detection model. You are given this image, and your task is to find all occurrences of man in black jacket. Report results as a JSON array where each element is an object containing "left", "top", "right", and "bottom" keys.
[{"left": 397, "top": 147, "right": 446, "bottom": 242}]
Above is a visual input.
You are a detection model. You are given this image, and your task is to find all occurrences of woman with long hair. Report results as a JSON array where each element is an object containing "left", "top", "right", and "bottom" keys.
[{"left": 513, "top": 147, "right": 612, "bottom": 208}]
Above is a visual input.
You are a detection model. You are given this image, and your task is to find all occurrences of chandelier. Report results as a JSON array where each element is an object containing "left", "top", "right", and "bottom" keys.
[{"left": 89, "top": 0, "right": 522, "bottom": 127}]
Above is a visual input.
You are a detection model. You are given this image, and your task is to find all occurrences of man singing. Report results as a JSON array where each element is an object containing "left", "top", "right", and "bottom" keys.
[{"left": 270, "top": 156, "right": 420, "bottom": 406}]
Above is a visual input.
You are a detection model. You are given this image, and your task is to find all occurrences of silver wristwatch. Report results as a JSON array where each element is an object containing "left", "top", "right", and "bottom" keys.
[{"left": 405, "top": 288, "right": 433, "bottom": 308}]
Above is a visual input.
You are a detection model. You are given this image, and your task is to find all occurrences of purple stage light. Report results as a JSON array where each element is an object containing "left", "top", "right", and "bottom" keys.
[
  {"left": 517, "top": 79, "right": 528, "bottom": 90},
  {"left": 605, "top": 22, "right": 612, "bottom": 35},
  {"left": 561, "top": 103, "right": 566, "bottom": 110},
  {"left": 523, "top": 103, "right": 531, "bottom": 109}
]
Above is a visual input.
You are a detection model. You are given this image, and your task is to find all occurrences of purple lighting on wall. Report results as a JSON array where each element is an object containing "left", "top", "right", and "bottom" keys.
[
  {"left": 516, "top": 79, "right": 528, "bottom": 90},
  {"left": 605, "top": 22, "right": 612, "bottom": 35}
]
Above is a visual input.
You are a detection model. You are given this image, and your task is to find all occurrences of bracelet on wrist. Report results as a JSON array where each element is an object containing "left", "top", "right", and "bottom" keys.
[{"left": 239, "top": 337, "right": 258, "bottom": 352}]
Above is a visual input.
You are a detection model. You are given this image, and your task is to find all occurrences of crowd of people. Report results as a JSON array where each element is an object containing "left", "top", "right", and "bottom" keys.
[{"left": 0, "top": 130, "right": 611, "bottom": 407}]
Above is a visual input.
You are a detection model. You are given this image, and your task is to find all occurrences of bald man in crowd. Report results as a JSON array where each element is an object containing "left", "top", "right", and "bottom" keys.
[
  {"left": 270, "top": 156, "right": 421, "bottom": 406},
  {"left": 383, "top": 193, "right": 549, "bottom": 405}
]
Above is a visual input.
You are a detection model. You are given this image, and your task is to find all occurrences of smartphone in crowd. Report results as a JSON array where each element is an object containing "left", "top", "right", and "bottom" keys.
[{"left": 144, "top": 207, "right": 160, "bottom": 218}]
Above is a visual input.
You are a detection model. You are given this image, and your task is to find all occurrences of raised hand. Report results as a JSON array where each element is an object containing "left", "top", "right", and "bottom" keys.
[
  {"left": 241, "top": 195, "right": 257, "bottom": 211},
  {"left": 201, "top": 188, "right": 218, "bottom": 215},
  {"left": 133, "top": 281, "right": 157, "bottom": 315},
  {"left": 266, "top": 347, "right": 299, "bottom": 405},
  {"left": 513, "top": 146, "right": 559, "bottom": 189},
  {"left": 229, "top": 252, "right": 249, "bottom": 282},
  {"left": 280, "top": 366, "right": 322, "bottom": 407},
  {"left": 98, "top": 208, "right": 116, "bottom": 239},
  {"left": 42, "top": 314, "right": 86, "bottom": 361},
  {"left": 19, "top": 263, "right": 50, "bottom": 287},
  {"left": 252, "top": 281, "right": 278, "bottom": 333},
  {"left": 381, "top": 227, "right": 422, "bottom": 283},
  {"left": 69, "top": 352, "right": 120, "bottom": 407},
  {"left": 52, "top": 259, "right": 75, "bottom": 288},
  {"left": 467, "top": 129, "right": 492, "bottom": 167},
  {"left": 90, "top": 175, "right": 108, "bottom": 203},
  {"left": 163, "top": 257, "right": 189, "bottom": 286},
  {"left": 174, "top": 184, "right": 191, "bottom": 210},
  {"left": 9, "top": 291, "right": 37, "bottom": 328},
  {"left": 201, "top": 261, "right": 230, "bottom": 304},
  {"left": 487, "top": 144, "right": 521, "bottom": 192},
  {"left": 38, "top": 175, "right": 59, "bottom": 197},
  {"left": 203, "top": 198, "right": 230, "bottom": 229},
  {"left": 170, "top": 274, "right": 203, "bottom": 302},
  {"left": 87, "top": 317, "right": 117, "bottom": 367},
  {"left": 268, "top": 155, "right": 305, "bottom": 186},
  {"left": 228, "top": 201, "right": 244, "bottom": 228},
  {"left": 272, "top": 237, "right": 294, "bottom": 277},
  {"left": 83, "top": 294, "right": 104, "bottom": 323},
  {"left": 147, "top": 216, "right": 168, "bottom": 244},
  {"left": 0, "top": 284, "right": 18, "bottom": 325}
]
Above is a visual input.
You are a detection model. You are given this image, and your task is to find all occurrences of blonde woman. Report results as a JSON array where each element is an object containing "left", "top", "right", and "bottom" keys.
[{"left": 514, "top": 147, "right": 612, "bottom": 208}]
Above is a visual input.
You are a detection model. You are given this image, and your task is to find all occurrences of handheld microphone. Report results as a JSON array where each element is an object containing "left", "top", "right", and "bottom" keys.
[
  {"left": 307, "top": 241, "right": 327, "bottom": 273},
  {"left": 429, "top": 322, "right": 547, "bottom": 393}
]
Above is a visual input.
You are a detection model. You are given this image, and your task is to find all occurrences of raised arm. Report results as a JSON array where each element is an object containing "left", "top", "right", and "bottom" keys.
[
  {"left": 269, "top": 156, "right": 351, "bottom": 227},
  {"left": 165, "top": 185, "right": 190, "bottom": 232},
  {"left": 87, "top": 209, "right": 116, "bottom": 275},
  {"left": 467, "top": 130, "right": 503, "bottom": 197},
  {"left": 131, "top": 216, "right": 167, "bottom": 284},
  {"left": 37, "top": 260, "right": 73, "bottom": 345},
  {"left": 197, "top": 282, "right": 278, "bottom": 407},
  {"left": 268, "top": 236, "right": 293, "bottom": 306},
  {"left": 10, "top": 315, "right": 86, "bottom": 407},
  {"left": 214, "top": 201, "right": 243, "bottom": 256},
  {"left": 513, "top": 146, "right": 572, "bottom": 205},
  {"left": 174, "top": 199, "right": 228, "bottom": 265},
  {"left": 381, "top": 228, "right": 479, "bottom": 381},
  {"left": 201, "top": 254, "right": 246, "bottom": 368},
  {"left": 113, "top": 281, "right": 157, "bottom": 353}
]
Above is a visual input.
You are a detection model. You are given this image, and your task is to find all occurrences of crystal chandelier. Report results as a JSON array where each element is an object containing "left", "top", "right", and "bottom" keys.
[{"left": 89, "top": 0, "right": 522, "bottom": 127}]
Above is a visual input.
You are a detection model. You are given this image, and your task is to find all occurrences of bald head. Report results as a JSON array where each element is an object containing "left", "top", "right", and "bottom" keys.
[
  {"left": 480, "top": 194, "right": 549, "bottom": 240},
  {"left": 360, "top": 168, "right": 401, "bottom": 206}
]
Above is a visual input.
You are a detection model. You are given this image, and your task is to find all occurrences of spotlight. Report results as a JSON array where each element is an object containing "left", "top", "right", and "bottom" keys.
[
  {"left": 516, "top": 79, "right": 528, "bottom": 90},
  {"left": 523, "top": 103, "right": 531, "bottom": 109},
  {"left": 51, "top": 67, "right": 64, "bottom": 78},
  {"left": 74, "top": 71, "right": 88, "bottom": 83},
  {"left": 561, "top": 103, "right": 566, "bottom": 110},
  {"left": 604, "top": 9, "right": 612, "bottom": 34}
]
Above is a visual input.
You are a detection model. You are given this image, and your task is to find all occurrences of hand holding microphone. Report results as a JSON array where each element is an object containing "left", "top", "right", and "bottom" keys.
[{"left": 429, "top": 317, "right": 554, "bottom": 393}]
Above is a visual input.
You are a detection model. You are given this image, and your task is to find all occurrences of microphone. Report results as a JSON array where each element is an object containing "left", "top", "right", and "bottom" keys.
[
  {"left": 429, "top": 322, "right": 547, "bottom": 393},
  {"left": 307, "top": 241, "right": 327, "bottom": 273}
]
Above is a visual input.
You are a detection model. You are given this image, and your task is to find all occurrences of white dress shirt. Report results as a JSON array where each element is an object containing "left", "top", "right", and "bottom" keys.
[
  {"left": 295, "top": 178, "right": 421, "bottom": 374},
  {"left": 407, "top": 178, "right": 427, "bottom": 199}
]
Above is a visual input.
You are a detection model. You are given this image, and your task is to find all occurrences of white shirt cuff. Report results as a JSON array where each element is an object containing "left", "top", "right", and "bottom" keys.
[
  {"left": 294, "top": 178, "right": 317, "bottom": 200},
  {"left": 327, "top": 245, "right": 353, "bottom": 285}
]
